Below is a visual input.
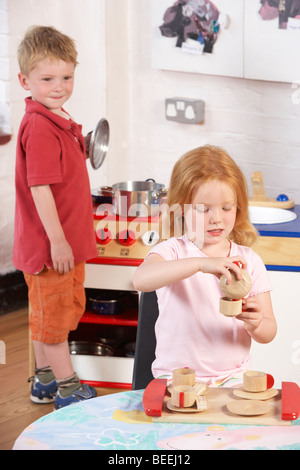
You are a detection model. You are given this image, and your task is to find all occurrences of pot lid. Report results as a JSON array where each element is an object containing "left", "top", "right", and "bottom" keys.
[{"left": 89, "top": 118, "right": 109, "bottom": 170}]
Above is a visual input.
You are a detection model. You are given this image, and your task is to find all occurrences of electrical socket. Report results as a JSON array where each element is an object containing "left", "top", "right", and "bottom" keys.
[{"left": 165, "top": 98, "right": 205, "bottom": 124}]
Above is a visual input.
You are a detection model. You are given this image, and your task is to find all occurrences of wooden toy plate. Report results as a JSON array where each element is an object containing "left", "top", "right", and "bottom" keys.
[{"left": 226, "top": 399, "right": 271, "bottom": 416}]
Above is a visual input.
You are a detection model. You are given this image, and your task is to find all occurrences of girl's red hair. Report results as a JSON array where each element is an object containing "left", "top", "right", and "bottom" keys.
[{"left": 166, "top": 145, "right": 257, "bottom": 246}]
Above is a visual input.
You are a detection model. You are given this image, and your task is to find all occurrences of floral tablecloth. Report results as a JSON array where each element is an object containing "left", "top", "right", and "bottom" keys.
[{"left": 13, "top": 389, "right": 300, "bottom": 450}]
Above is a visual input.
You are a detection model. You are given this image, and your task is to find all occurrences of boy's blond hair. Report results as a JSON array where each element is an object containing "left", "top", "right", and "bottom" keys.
[{"left": 18, "top": 25, "right": 78, "bottom": 76}]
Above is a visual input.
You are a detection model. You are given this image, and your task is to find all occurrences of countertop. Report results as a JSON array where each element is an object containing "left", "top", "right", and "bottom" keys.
[{"left": 253, "top": 205, "right": 300, "bottom": 238}]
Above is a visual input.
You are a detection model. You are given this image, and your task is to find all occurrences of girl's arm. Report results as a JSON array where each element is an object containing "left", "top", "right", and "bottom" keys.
[
  {"left": 237, "top": 293, "right": 277, "bottom": 344},
  {"left": 132, "top": 253, "right": 247, "bottom": 292},
  {"left": 30, "top": 185, "right": 74, "bottom": 274}
]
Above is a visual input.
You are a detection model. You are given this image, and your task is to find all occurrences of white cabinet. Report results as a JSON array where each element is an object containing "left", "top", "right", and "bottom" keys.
[
  {"left": 69, "top": 264, "right": 138, "bottom": 388},
  {"left": 84, "top": 263, "right": 136, "bottom": 291},
  {"left": 250, "top": 270, "right": 300, "bottom": 388}
]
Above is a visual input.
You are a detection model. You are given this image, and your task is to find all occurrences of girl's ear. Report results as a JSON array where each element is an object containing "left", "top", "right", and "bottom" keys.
[{"left": 18, "top": 73, "right": 30, "bottom": 91}]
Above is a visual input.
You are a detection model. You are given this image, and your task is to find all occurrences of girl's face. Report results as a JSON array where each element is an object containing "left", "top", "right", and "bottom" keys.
[{"left": 186, "top": 179, "right": 237, "bottom": 253}]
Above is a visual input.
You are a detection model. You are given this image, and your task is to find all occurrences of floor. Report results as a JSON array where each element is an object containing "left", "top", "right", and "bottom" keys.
[{"left": 0, "top": 308, "right": 123, "bottom": 450}]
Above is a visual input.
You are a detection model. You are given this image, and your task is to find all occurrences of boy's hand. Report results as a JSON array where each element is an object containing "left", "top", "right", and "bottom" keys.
[
  {"left": 51, "top": 239, "right": 74, "bottom": 274},
  {"left": 30, "top": 185, "right": 75, "bottom": 274}
]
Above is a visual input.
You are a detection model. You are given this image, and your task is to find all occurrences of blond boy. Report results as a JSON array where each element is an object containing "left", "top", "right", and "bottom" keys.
[{"left": 13, "top": 26, "right": 98, "bottom": 409}]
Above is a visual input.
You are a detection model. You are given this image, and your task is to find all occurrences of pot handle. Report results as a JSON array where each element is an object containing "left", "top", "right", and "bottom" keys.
[
  {"left": 153, "top": 188, "right": 168, "bottom": 201},
  {"left": 146, "top": 178, "right": 163, "bottom": 201},
  {"left": 146, "top": 178, "right": 167, "bottom": 200},
  {"left": 97, "top": 185, "right": 114, "bottom": 195}
]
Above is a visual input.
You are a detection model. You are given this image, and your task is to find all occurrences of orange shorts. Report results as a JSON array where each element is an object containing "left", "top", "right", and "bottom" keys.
[{"left": 24, "top": 262, "right": 86, "bottom": 344}]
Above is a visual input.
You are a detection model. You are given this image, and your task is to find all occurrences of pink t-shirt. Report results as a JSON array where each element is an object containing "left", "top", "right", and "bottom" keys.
[
  {"left": 146, "top": 235, "right": 272, "bottom": 383},
  {"left": 13, "top": 98, "right": 98, "bottom": 274}
]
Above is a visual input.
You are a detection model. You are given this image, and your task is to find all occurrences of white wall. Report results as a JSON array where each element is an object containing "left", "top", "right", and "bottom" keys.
[
  {"left": 1, "top": 0, "right": 300, "bottom": 274},
  {"left": 123, "top": 1, "right": 300, "bottom": 199},
  {"left": 1, "top": 0, "right": 107, "bottom": 274},
  {"left": 0, "top": 0, "right": 13, "bottom": 274}
]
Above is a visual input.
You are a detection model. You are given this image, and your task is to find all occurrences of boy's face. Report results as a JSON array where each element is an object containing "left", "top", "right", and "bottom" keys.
[{"left": 18, "top": 58, "right": 75, "bottom": 115}]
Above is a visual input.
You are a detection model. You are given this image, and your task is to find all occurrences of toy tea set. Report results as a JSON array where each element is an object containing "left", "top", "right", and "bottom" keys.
[
  {"left": 143, "top": 368, "right": 300, "bottom": 425},
  {"left": 143, "top": 266, "right": 300, "bottom": 425},
  {"left": 154, "top": 367, "right": 279, "bottom": 417}
]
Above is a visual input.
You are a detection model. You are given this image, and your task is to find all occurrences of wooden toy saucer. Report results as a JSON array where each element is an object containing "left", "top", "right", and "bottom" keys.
[
  {"left": 167, "top": 382, "right": 209, "bottom": 412},
  {"left": 167, "top": 395, "right": 207, "bottom": 413},
  {"left": 229, "top": 371, "right": 277, "bottom": 416},
  {"left": 167, "top": 368, "right": 209, "bottom": 413},
  {"left": 233, "top": 387, "right": 278, "bottom": 400}
]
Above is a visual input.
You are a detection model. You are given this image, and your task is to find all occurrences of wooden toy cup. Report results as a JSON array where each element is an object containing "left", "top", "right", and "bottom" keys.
[
  {"left": 172, "top": 368, "right": 196, "bottom": 387},
  {"left": 243, "top": 371, "right": 275, "bottom": 392},
  {"left": 219, "top": 268, "right": 252, "bottom": 317},
  {"left": 219, "top": 298, "right": 243, "bottom": 316},
  {"left": 171, "top": 385, "right": 196, "bottom": 408}
]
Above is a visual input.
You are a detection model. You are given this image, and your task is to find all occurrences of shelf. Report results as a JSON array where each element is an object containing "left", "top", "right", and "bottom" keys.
[
  {"left": 81, "top": 380, "right": 132, "bottom": 390},
  {"left": 87, "top": 257, "right": 143, "bottom": 266},
  {"left": 80, "top": 308, "right": 138, "bottom": 326},
  {"left": 75, "top": 268, "right": 139, "bottom": 389}
]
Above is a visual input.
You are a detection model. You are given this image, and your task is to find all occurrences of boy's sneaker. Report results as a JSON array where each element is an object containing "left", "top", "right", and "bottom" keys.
[
  {"left": 28, "top": 375, "right": 58, "bottom": 404},
  {"left": 54, "top": 383, "right": 97, "bottom": 409}
]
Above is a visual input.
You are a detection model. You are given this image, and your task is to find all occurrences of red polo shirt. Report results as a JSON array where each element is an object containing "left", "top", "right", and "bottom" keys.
[{"left": 13, "top": 98, "right": 98, "bottom": 274}]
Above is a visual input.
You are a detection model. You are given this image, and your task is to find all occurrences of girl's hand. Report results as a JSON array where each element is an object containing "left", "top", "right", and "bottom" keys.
[
  {"left": 236, "top": 293, "right": 277, "bottom": 344},
  {"left": 237, "top": 296, "right": 263, "bottom": 332},
  {"left": 199, "top": 256, "right": 247, "bottom": 283},
  {"left": 133, "top": 254, "right": 247, "bottom": 293}
]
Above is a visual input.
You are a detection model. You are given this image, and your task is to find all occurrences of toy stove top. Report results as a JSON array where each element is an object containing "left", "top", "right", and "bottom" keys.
[{"left": 89, "top": 203, "right": 161, "bottom": 266}]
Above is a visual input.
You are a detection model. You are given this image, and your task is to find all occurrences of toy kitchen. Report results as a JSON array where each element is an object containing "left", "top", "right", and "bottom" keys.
[
  {"left": 69, "top": 121, "right": 300, "bottom": 390},
  {"left": 68, "top": 119, "right": 166, "bottom": 389},
  {"left": 68, "top": 179, "right": 166, "bottom": 389}
]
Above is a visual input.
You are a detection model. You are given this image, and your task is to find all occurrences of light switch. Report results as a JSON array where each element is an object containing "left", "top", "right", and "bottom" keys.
[{"left": 165, "top": 98, "right": 204, "bottom": 124}]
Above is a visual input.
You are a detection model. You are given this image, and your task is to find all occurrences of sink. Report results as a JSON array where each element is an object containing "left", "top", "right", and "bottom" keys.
[{"left": 249, "top": 206, "right": 297, "bottom": 225}]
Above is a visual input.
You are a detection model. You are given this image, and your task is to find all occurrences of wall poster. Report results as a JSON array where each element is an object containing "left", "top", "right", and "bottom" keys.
[
  {"left": 152, "top": 0, "right": 244, "bottom": 78},
  {"left": 244, "top": 0, "right": 300, "bottom": 82},
  {"left": 152, "top": 0, "right": 300, "bottom": 82}
]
